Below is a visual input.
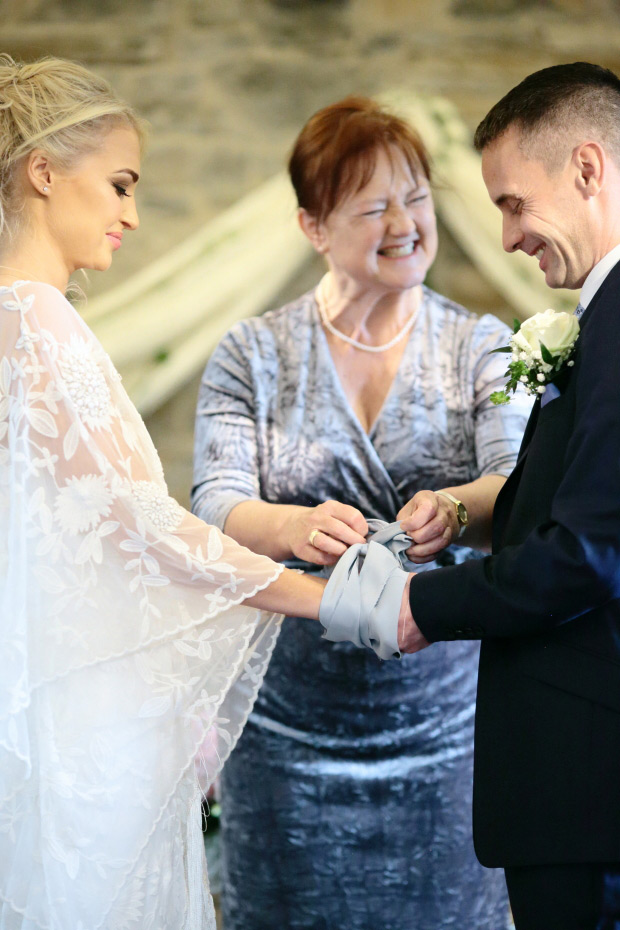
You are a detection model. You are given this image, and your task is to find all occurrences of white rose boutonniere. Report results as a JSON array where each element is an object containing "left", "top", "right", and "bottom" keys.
[{"left": 490, "top": 309, "right": 580, "bottom": 406}]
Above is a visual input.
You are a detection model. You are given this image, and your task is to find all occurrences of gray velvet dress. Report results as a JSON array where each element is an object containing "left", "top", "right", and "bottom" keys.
[{"left": 191, "top": 285, "right": 532, "bottom": 930}]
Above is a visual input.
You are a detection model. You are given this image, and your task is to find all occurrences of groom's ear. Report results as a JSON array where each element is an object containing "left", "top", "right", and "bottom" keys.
[
  {"left": 573, "top": 141, "right": 605, "bottom": 197},
  {"left": 298, "top": 209, "right": 329, "bottom": 254}
]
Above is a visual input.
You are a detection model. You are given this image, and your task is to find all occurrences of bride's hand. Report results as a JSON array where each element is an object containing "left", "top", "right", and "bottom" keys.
[
  {"left": 397, "top": 490, "right": 458, "bottom": 563},
  {"left": 285, "top": 500, "right": 368, "bottom": 566}
]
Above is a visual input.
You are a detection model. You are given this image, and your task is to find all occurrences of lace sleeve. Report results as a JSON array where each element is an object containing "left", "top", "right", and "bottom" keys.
[{"left": 0, "top": 281, "right": 283, "bottom": 930}]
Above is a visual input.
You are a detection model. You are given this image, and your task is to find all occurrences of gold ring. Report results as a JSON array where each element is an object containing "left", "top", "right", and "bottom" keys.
[{"left": 308, "top": 529, "right": 320, "bottom": 547}]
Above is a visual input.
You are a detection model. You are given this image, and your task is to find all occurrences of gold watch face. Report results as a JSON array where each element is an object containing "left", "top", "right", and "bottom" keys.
[{"left": 456, "top": 502, "right": 468, "bottom": 526}]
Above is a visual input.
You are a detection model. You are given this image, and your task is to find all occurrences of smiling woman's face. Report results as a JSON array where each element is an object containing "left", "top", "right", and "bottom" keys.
[
  {"left": 316, "top": 145, "right": 438, "bottom": 296},
  {"left": 45, "top": 124, "right": 141, "bottom": 277}
]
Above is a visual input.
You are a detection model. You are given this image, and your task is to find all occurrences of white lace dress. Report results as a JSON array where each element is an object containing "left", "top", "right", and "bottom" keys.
[{"left": 0, "top": 281, "right": 283, "bottom": 930}]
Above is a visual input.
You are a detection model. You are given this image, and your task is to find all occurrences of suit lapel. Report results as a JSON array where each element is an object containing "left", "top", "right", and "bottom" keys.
[
  {"left": 491, "top": 377, "right": 545, "bottom": 550},
  {"left": 491, "top": 259, "right": 620, "bottom": 551},
  {"left": 514, "top": 399, "right": 540, "bottom": 466},
  {"left": 492, "top": 449, "right": 526, "bottom": 551}
]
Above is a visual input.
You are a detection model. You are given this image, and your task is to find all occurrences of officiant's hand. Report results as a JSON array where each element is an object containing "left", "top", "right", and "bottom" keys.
[
  {"left": 397, "top": 490, "right": 459, "bottom": 563},
  {"left": 285, "top": 500, "right": 368, "bottom": 566}
]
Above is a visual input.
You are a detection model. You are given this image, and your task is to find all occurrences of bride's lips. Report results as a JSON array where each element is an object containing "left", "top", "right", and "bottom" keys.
[{"left": 106, "top": 232, "right": 123, "bottom": 251}]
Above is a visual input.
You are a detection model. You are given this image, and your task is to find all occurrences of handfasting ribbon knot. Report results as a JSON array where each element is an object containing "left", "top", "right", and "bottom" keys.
[{"left": 318, "top": 520, "right": 413, "bottom": 661}]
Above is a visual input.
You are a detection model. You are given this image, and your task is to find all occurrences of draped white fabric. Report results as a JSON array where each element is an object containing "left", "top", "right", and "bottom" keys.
[{"left": 0, "top": 281, "right": 283, "bottom": 930}]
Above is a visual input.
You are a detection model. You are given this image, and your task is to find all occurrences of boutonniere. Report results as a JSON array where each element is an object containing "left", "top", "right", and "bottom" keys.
[{"left": 490, "top": 309, "right": 579, "bottom": 406}]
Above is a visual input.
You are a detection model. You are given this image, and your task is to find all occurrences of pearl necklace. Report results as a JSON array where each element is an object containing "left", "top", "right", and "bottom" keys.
[{"left": 315, "top": 274, "right": 420, "bottom": 354}]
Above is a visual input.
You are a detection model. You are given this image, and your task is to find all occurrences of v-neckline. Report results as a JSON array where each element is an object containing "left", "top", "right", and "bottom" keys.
[{"left": 312, "top": 287, "right": 425, "bottom": 440}]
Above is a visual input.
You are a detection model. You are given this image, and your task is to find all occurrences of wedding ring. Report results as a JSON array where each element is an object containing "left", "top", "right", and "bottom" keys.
[{"left": 308, "top": 529, "right": 320, "bottom": 547}]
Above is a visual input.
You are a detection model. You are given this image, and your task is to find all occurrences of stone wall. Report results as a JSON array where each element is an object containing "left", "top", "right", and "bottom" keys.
[{"left": 4, "top": 0, "right": 620, "bottom": 503}]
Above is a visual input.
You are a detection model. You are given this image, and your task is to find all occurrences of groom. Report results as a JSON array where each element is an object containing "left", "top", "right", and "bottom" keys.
[{"left": 399, "top": 62, "right": 620, "bottom": 928}]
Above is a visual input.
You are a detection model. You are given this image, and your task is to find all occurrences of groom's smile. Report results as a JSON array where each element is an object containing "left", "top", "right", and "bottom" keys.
[{"left": 481, "top": 125, "right": 591, "bottom": 290}]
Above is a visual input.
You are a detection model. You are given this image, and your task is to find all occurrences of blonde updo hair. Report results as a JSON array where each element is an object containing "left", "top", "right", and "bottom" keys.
[{"left": 0, "top": 54, "right": 145, "bottom": 239}]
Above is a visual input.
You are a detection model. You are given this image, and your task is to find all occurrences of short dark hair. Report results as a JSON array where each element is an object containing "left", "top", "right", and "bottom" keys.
[
  {"left": 474, "top": 62, "right": 620, "bottom": 163},
  {"left": 288, "top": 95, "right": 431, "bottom": 223}
]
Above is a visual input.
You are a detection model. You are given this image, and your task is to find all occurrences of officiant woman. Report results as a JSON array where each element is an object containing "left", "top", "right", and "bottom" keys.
[{"left": 192, "top": 96, "right": 531, "bottom": 930}]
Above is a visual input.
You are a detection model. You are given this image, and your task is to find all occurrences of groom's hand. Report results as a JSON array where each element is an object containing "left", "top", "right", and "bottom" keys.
[
  {"left": 397, "top": 490, "right": 459, "bottom": 563},
  {"left": 398, "top": 575, "right": 430, "bottom": 654},
  {"left": 285, "top": 500, "right": 368, "bottom": 567}
]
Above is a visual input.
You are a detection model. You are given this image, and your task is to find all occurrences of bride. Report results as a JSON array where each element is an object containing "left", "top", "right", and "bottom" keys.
[{"left": 0, "top": 55, "right": 326, "bottom": 930}]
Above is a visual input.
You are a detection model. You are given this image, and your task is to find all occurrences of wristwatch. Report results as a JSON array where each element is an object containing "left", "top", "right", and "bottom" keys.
[{"left": 435, "top": 490, "right": 468, "bottom": 538}]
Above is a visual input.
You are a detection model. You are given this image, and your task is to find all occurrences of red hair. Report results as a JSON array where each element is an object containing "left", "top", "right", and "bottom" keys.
[{"left": 288, "top": 95, "right": 432, "bottom": 222}]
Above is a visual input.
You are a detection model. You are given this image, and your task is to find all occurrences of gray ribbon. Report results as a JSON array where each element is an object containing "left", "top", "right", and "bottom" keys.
[{"left": 318, "top": 520, "right": 413, "bottom": 661}]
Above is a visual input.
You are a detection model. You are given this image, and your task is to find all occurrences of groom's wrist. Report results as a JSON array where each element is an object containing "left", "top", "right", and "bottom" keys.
[{"left": 398, "top": 575, "right": 429, "bottom": 653}]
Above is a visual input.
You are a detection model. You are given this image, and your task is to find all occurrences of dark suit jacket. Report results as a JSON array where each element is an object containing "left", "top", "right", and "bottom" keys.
[{"left": 411, "top": 261, "right": 620, "bottom": 868}]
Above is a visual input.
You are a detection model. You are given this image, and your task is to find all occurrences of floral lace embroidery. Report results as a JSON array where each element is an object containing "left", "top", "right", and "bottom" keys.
[
  {"left": 58, "top": 334, "right": 113, "bottom": 428},
  {"left": 54, "top": 474, "right": 115, "bottom": 536},
  {"left": 131, "top": 480, "right": 184, "bottom": 533},
  {"left": 0, "top": 282, "right": 282, "bottom": 930},
  {"left": 0, "top": 282, "right": 38, "bottom": 355}
]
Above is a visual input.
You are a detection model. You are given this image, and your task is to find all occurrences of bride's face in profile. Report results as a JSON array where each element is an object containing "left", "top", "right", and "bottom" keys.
[{"left": 39, "top": 124, "right": 141, "bottom": 276}]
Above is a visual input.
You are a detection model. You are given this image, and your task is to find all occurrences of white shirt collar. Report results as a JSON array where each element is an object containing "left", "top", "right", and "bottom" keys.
[{"left": 579, "top": 242, "right": 620, "bottom": 309}]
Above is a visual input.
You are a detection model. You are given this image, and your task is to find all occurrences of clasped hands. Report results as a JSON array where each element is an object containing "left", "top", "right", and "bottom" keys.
[
  {"left": 285, "top": 491, "right": 461, "bottom": 657},
  {"left": 285, "top": 490, "right": 461, "bottom": 567}
]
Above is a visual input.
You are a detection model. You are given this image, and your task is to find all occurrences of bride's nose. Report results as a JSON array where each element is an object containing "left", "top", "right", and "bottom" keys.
[{"left": 122, "top": 197, "right": 139, "bottom": 231}]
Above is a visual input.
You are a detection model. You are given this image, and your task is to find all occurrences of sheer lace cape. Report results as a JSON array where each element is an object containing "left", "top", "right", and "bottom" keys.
[{"left": 0, "top": 282, "right": 283, "bottom": 930}]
